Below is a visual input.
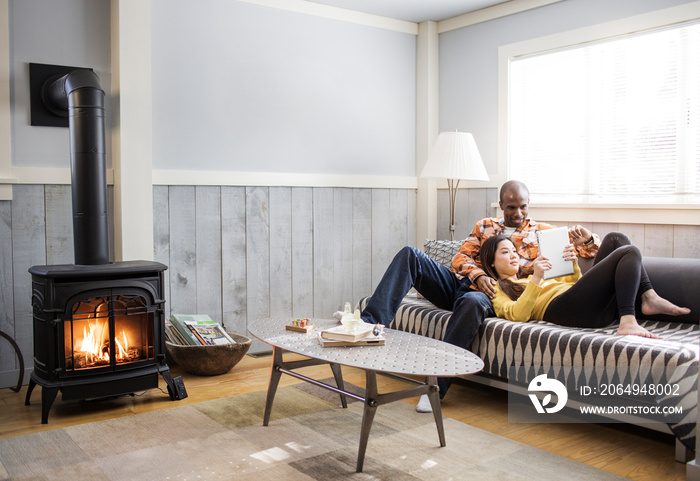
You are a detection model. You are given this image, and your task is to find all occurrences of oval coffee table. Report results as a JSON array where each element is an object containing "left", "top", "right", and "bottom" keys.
[{"left": 249, "top": 317, "right": 484, "bottom": 473}]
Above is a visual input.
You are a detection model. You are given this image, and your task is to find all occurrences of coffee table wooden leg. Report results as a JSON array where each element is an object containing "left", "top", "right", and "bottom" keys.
[
  {"left": 328, "top": 363, "right": 348, "bottom": 408},
  {"left": 426, "top": 376, "right": 446, "bottom": 447},
  {"left": 356, "top": 370, "right": 379, "bottom": 473},
  {"left": 263, "top": 346, "right": 284, "bottom": 426}
]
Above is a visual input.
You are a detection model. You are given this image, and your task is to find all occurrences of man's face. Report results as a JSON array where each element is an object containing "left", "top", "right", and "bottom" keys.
[{"left": 499, "top": 188, "right": 529, "bottom": 228}]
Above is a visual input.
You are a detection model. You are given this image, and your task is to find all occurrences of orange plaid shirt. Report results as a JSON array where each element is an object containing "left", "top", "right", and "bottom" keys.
[{"left": 452, "top": 217, "right": 599, "bottom": 283}]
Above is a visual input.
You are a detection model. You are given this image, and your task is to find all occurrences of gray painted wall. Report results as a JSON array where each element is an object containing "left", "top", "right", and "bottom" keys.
[
  {"left": 10, "top": 0, "right": 112, "bottom": 169},
  {"left": 9, "top": 0, "right": 416, "bottom": 176},
  {"left": 151, "top": 0, "right": 416, "bottom": 176}
]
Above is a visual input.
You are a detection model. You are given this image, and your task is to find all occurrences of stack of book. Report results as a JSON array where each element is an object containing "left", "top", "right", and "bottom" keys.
[
  {"left": 318, "top": 323, "right": 385, "bottom": 347},
  {"left": 166, "top": 313, "right": 236, "bottom": 346}
]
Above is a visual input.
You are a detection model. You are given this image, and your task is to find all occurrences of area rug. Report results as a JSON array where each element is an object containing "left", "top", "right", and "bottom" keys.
[{"left": 0, "top": 382, "right": 626, "bottom": 481}]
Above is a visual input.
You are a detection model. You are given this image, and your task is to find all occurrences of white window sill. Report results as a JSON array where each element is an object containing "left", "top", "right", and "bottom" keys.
[{"left": 515, "top": 203, "right": 700, "bottom": 226}]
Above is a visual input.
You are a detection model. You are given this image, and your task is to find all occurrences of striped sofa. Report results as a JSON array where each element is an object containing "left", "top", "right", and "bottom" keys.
[{"left": 358, "top": 239, "right": 700, "bottom": 456}]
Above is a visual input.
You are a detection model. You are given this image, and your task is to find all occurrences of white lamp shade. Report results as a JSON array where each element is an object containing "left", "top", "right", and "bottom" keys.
[{"left": 419, "top": 132, "right": 489, "bottom": 181}]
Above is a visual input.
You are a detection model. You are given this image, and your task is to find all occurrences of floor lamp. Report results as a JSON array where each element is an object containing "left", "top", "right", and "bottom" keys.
[{"left": 420, "top": 132, "right": 489, "bottom": 240}]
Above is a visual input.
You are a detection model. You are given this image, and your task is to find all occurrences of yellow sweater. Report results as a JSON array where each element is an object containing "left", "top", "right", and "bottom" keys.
[{"left": 491, "top": 261, "right": 582, "bottom": 322}]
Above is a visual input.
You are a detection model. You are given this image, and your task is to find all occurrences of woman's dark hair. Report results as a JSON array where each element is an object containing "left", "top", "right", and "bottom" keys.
[{"left": 481, "top": 235, "right": 525, "bottom": 301}]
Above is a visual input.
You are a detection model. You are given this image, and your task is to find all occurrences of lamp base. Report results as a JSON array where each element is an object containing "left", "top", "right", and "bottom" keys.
[{"left": 447, "top": 179, "right": 460, "bottom": 241}]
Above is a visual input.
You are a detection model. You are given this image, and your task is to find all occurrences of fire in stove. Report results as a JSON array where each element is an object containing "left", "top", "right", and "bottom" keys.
[{"left": 65, "top": 295, "right": 155, "bottom": 371}]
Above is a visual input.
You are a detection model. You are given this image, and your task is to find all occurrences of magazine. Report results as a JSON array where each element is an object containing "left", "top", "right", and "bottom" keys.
[
  {"left": 168, "top": 314, "right": 202, "bottom": 345},
  {"left": 188, "top": 323, "right": 235, "bottom": 345},
  {"left": 170, "top": 313, "right": 236, "bottom": 345},
  {"left": 164, "top": 319, "right": 190, "bottom": 345}
]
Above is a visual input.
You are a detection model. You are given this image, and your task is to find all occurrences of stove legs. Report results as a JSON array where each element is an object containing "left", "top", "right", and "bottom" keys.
[
  {"left": 24, "top": 377, "right": 34, "bottom": 406},
  {"left": 40, "top": 386, "right": 59, "bottom": 424},
  {"left": 25, "top": 365, "right": 178, "bottom": 424},
  {"left": 24, "top": 377, "right": 58, "bottom": 424}
]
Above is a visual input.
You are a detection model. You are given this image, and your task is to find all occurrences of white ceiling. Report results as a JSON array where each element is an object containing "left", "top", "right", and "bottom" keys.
[{"left": 308, "top": 0, "right": 512, "bottom": 23}]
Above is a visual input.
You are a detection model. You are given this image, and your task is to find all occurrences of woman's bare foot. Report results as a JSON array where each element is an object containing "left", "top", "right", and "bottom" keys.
[
  {"left": 616, "top": 315, "right": 661, "bottom": 339},
  {"left": 641, "top": 290, "right": 691, "bottom": 317}
]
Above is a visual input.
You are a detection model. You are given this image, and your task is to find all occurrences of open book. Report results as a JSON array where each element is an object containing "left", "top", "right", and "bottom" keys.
[{"left": 536, "top": 227, "right": 574, "bottom": 279}]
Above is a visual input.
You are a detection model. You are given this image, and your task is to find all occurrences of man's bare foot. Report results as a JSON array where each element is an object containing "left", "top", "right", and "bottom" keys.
[
  {"left": 616, "top": 316, "right": 661, "bottom": 339},
  {"left": 641, "top": 290, "right": 691, "bottom": 317}
]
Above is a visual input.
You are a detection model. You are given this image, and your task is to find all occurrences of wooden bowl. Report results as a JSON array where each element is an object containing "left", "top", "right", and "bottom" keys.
[{"left": 166, "top": 333, "right": 251, "bottom": 376}]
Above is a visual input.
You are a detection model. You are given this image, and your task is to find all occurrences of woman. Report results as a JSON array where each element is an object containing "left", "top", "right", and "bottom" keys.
[{"left": 480, "top": 233, "right": 690, "bottom": 338}]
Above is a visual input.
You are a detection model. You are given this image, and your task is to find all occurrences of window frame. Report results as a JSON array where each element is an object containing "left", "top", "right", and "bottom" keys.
[{"left": 497, "top": 1, "right": 700, "bottom": 225}]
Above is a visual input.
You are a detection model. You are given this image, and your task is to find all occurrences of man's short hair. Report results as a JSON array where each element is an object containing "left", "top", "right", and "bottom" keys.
[{"left": 499, "top": 180, "right": 529, "bottom": 203}]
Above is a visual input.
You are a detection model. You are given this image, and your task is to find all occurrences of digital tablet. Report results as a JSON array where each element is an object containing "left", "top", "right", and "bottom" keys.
[{"left": 536, "top": 227, "right": 574, "bottom": 279}]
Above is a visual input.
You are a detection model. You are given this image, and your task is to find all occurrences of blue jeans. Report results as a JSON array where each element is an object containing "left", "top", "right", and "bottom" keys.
[{"left": 361, "top": 246, "right": 494, "bottom": 397}]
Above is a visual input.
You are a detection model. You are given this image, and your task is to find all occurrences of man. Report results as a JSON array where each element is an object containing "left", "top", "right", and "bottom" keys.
[{"left": 358, "top": 180, "right": 599, "bottom": 412}]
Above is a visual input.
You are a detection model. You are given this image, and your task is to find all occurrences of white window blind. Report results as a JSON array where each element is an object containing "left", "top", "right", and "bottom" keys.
[{"left": 509, "top": 21, "right": 700, "bottom": 205}]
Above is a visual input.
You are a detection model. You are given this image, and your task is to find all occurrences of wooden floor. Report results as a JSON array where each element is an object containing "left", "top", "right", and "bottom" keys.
[{"left": 0, "top": 353, "right": 687, "bottom": 481}]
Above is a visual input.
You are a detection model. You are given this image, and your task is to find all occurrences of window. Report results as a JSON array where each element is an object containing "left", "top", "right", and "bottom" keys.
[{"left": 508, "top": 21, "right": 700, "bottom": 205}]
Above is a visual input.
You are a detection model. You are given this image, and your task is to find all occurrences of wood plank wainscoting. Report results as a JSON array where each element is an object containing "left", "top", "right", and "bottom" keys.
[
  {"left": 1, "top": 184, "right": 416, "bottom": 387},
  {"left": 3, "top": 183, "right": 699, "bottom": 386},
  {"left": 0, "top": 183, "right": 694, "bottom": 480},
  {"left": 153, "top": 185, "right": 416, "bottom": 353}
]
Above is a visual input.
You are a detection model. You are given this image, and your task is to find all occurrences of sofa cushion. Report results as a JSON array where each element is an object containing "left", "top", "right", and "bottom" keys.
[{"left": 423, "top": 239, "right": 464, "bottom": 269}]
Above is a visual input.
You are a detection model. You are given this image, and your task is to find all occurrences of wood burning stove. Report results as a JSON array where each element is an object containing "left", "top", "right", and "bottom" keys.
[
  {"left": 26, "top": 261, "right": 177, "bottom": 423},
  {"left": 25, "top": 66, "right": 181, "bottom": 423}
]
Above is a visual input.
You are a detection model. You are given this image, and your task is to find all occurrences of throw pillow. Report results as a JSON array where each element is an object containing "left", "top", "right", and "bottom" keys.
[{"left": 423, "top": 239, "right": 464, "bottom": 269}]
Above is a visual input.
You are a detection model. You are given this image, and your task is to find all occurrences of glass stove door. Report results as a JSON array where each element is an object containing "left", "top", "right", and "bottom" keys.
[{"left": 64, "top": 294, "right": 155, "bottom": 372}]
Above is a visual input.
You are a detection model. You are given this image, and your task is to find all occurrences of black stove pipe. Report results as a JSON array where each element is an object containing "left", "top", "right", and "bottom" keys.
[{"left": 44, "top": 69, "right": 109, "bottom": 265}]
